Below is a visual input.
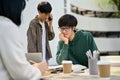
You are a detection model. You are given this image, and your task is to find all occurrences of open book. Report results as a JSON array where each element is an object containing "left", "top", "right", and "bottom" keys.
[{"left": 25, "top": 53, "right": 42, "bottom": 63}]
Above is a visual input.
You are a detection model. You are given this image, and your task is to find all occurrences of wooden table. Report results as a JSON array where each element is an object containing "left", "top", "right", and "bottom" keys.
[{"left": 42, "top": 67, "right": 120, "bottom": 80}]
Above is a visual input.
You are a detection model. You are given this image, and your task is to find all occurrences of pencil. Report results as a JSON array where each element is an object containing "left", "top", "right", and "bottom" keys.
[{"left": 29, "top": 60, "right": 36, "bottom": 64}]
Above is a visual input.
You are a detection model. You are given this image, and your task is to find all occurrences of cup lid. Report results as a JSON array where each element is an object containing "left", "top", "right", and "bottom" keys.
[
  {"left": 97, "top": 61, "right": 111, "bottom": 65},
  {"left": 62, "top": 60, "right": 72, "bottom": 64}
]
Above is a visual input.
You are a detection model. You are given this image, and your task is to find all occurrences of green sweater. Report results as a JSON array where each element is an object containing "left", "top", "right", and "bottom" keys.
[{"left": 56, "top": 30, "right": 100, "bottom": 67}]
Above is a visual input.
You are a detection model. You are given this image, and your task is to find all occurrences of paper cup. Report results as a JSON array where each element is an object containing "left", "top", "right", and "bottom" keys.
[
  {"left": 62, "top": 60, "right": 72, "bottom": 73},
  {"left": 97, "top": 61, "right": 111, "bottom": 78}
]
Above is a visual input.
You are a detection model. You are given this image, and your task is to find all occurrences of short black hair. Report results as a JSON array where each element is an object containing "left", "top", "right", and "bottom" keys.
[
  {"left": 0, "top": 0, "right": 26, "bottom": 26},
  {"left": 58, "top": 14, "right": 78, "bottom": 28},
  {"left": 37, "top": 1, "right": 52, "bottom": 13}
]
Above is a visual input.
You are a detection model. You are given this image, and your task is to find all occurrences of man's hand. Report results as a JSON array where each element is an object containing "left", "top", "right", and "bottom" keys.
[
  {"left": 33, "top": 61, "right": 48, "bottom": 73},
  {"left": 47, "top": 14, "right": 53, "bottom": 32},
  {"left": 59, "top": 33, "right": 68, "bottom": 44}
]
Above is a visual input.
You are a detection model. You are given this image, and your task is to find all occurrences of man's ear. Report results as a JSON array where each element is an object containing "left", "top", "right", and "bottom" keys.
[
  {"left": 73, "top": 27, "right": 76, "bottom": 31},
  {"left": 72, "top": 27, "right": 76, "bottom": 32}
]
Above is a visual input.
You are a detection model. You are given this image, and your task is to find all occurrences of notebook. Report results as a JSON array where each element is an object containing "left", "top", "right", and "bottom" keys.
[{"left": 25, "top": 53, "right": 42, "bottom": 63}]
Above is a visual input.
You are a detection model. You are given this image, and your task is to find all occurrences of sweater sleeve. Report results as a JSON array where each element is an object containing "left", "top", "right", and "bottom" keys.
[
  {"left": 56, "top": 41, "right": 69, "bottom": 65},
  {"left": 0, "top": 25, "right": 41, "bottom": 80}
]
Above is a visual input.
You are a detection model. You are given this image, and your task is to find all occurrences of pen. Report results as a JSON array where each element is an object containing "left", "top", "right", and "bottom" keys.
[
  {"left": 86, "top": 51, "right": 91, "bottom": 59},
  {"left": 96, "top": 50, "right": 100, "bottom": 58},
  {"left": 88, "top": 49, "right": 93, "bottom": 59},
  {"left": 93, "top": 50, "right": 97, "bottom": 59},
  {"left": 29, "top": 60, "right": 36, "bottom": 64}
]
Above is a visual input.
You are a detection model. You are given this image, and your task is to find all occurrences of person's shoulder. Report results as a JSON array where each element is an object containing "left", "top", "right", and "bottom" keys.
[
  {"left": 1, "top": 18, "right": 18, "bottom": 31},
  {"left": 0, "top": 20, "right": 20, "bottom": 40},
  {"left": 29, "top": 16, "right": 39, "bottom": 24},
  {"left": 81, "top": 30, "right": 92, "bottom": 36},
  {"left": 77, "top": 30, "right": 93, "bottom": 38},
  {"left": 28, "top": 18, "right": 39, "bottom": 29},
  {"left": 30, "top": 18, "right": 37, "bottom": 23}
]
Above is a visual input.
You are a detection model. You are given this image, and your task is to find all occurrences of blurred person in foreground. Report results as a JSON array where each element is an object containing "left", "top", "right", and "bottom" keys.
[
  {"left": 56, "top": 14, "right": 100, "bottom": 67},
  {"left": 27, "top": 1, "right": 55, "bottom": 62},
  {"left": 0, "top": 0, "right": 48, "bottom": 80}
]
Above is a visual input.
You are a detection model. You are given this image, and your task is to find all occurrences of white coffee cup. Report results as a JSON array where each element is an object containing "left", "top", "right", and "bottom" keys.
[{"left": 62, "top": 60, "right": 72, "bottom": 73}]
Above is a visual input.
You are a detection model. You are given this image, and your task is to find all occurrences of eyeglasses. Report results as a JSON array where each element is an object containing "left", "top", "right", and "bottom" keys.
[{"left": 58, "top": 27, "right": 71, "bottom": 32}]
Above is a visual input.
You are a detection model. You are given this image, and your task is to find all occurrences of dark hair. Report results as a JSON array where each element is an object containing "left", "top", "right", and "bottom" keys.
[
  {"left": 37, "top": 1, "right": 52, "bottom": 13},
  {"left": 58, "top": 14, "right": 78, "bottom": 28},
  {"left": 0, "top": 0, "right": 26, "bottom": 26}
]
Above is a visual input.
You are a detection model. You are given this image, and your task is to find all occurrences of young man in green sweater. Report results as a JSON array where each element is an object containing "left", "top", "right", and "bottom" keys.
[{"left": 56, "top": 14, "right": 100, "bottom": 67}]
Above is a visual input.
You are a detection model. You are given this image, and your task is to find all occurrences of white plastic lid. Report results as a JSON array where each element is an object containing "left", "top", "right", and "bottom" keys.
[
  {"left": 62, "top": 60, "right": 72, "bottom": 64},
  {"left": 97, "top": 61, "right": 111, "bottom": 65}
]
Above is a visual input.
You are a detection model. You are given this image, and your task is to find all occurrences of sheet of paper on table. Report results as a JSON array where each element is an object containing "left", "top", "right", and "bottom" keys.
[
  {"left": 48, "top": 64, "right": 87, "bottom": 73},
  {"left": 72, "top": 64, "right": 87, "bottom": 73},
  {"left": 49, "top": 65, "right": 63, "bottom": 70}
]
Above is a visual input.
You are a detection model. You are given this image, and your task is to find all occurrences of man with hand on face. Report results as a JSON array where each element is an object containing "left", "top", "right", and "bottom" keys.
[
  {"left": 27, "top": 1, "right": 55, "bottom": 62},
  {"left": 56, "top": 14, "right": 100, "bottom": 67}
]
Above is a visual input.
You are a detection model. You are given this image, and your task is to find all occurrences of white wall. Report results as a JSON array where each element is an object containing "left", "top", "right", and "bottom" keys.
[
  {"left": 70, "top": 0, "right": 120, "bottom": 52},
  {"left": 20, "top": 0, "right": 65, "bottom": 65},
  {"left": 71, "top": 0, "right": 117, "bottom": 12}
]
